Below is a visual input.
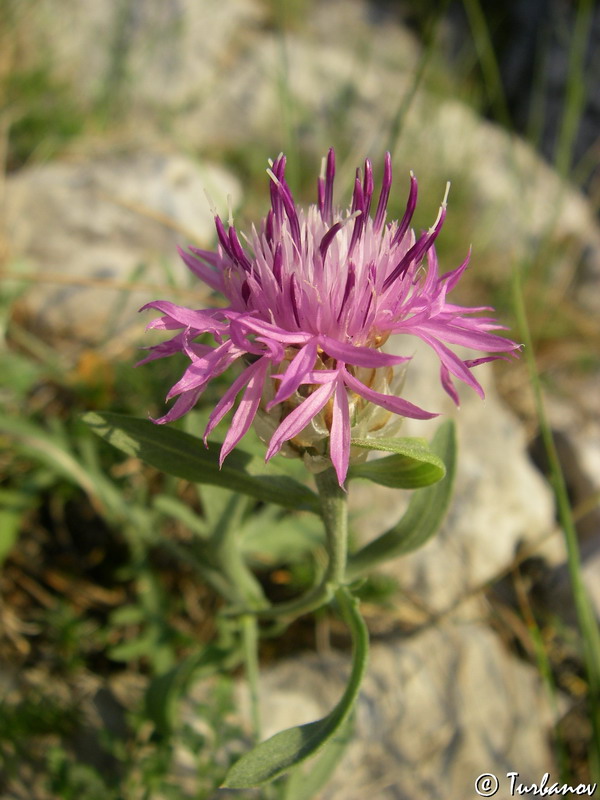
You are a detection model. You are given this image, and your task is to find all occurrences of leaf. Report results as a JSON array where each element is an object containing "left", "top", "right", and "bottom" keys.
[
  {"left": 240, "top": 508, "right": 324, "bottom": 565},
  {"left": 108, "top": 632, "right": 159, "bottom": 663},
  {"left": 0, "top": 489, "right": 35, "bottom": 566},
  {"left": 1, "top": 416, "right": 102, "bottom": 501},
  {"left": 0, "top": 511, "right": 21, "bottom": 566},
  {"left": 145, "top": 647, "right": 225, "bottom": 737},
  {"left": 82, "top": 412, "right": 319, "bottom": 513},
  {"left": 0, "top": 415, "right": 125, "bottom": 520},
  {"left": 346, "top": 420, "right": 457, "bottom": 579},
  {"left": 223, "top": 587, "right": 368, "bottom": 788},
  {"left": 347, "top": 436, "right": 445, "bottom": 489},
  {"left": 152, "top": 494, "right": 210, "bottom": 539},
  {"left": 283, "top": 715, "right": 354, "bottom": 800}
]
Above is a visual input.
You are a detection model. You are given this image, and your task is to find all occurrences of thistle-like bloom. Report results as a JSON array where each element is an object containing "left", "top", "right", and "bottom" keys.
[{"left": 140, "top": 149, "right": 520, "bottom": 484}]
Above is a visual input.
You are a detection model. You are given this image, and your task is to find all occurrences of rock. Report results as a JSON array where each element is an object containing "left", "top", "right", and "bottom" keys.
[
  {"left": 5, "top": 150, "right": 240, "bottom": 343},
  {"left": 229, "top": 607, "right": 554, "bottom": 799},
  {"left": 16, "top": 0, "right": 263, "bottom": 123}
]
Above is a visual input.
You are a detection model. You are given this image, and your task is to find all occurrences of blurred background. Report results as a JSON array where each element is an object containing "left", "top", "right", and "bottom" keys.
[{"left": 1, "top": 1, "right": 599, "bottom": 798}]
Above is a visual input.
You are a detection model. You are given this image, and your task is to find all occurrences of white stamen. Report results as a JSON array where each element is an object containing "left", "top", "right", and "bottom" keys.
[
  {"left": 266, "top": 167, "right": 280, "bottom": 186},
  {"left": 344, "top": 209, "right": 362, "bottom": 224},
  {"left": 203, "top": 189, "right": 218, "bottom": 217},
  {"left": 240, "top": 230, "right": 253, "bottom": 249},
  {"left": 442, "top": 181, "right": 451, "bottom": 207},
  {"left": 227, "top": 194, "right": 234, "bottom": 227},
  {"left": 428, "top": 182, "right": 451, "bottom": 234},
  {"left": 320, "top": 156, "right": 327, "bottom": 180}
]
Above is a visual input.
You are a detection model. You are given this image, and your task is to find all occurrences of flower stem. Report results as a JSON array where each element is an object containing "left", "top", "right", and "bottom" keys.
[
  {"left": 314, "top": 467, "right": 348, "bottom": 587},
  {"left": 211, "top": 494, "right": 267, "bottom": 609},
  {"left": 241, "top": 613, "right": 261, "bottom": 744},
  {"left": 224, "top": 467, "right": 348, "bottom": 622}
]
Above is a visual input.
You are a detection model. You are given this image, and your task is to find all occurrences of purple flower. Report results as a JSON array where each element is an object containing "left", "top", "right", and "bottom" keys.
[{"left": 141, "top": 149, "right": 520, "bottom": 484}]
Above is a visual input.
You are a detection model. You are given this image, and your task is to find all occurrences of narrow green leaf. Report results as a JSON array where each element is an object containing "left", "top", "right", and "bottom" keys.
[
  {"left": 108, "top": 633, "right": 158, "bottom": 663},
  {"left": 347, "top": 437, "right": 445, "bottom": 489},
  {"left": 283, "top": 715, "right": 354, "bottom": 800},
  {"left": 348, "top": 436, "right": 445, "bottom": 487},
  {"left": 0, "top": 415, "right": 126, "bottom": 520},
  {"left": 350, "top": 435, "right": 430, "bottom": 454},
  {"left": 346, "top": 420, "right": 457, "bottom": 579},
  {"left": 0, "top": 490, "right": 34, "bottom": 566},
  {"left": 223, "top": 587, "right": 368, "bottom": 788},
  {"left": 0, "top": 511, "right": 21, "bottom": 566},
  {"left": 0, "top": 415, "right": 106, "bottom": 504},
  {"left": 82, "top": 412, "right": 319, "bottom": 513},
  {"left": 152, "top": 494, "right": 210, "bottom": 539},
  {"left": 240, "top": 508, "right": 324, "bottom": 564},
  {"left": 145, "top": 647, "right": 224, "bottom": 737}
]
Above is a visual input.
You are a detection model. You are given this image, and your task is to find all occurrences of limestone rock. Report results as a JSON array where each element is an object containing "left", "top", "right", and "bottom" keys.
[{"left": 5, "top": 151, "right": 240, "bottom": 342}]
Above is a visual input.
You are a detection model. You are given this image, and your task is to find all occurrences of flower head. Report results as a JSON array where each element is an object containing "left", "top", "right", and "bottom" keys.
[{"left": 141, "top": 149, "right": 520, "bottom": 484}]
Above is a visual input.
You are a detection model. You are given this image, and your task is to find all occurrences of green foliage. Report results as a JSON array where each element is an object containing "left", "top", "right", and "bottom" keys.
[
  {"left": 282, "top": 716, "right": 354, "bottom": 800},
  {"left": 47, "top": 747, "right": 117, "bottom": 800},
  {"left": 348, "top": 436, "right": 446, "bottom": 488},
  {"left": 2, "top": 68, "right": 85, "bottom": 169},
  {"left": 0, "top": 488, "right": 34, "bottom": 566},
  {"left": 83, "top": 411, "right": 320, "bottom": 513},
  {"left": 224, "top": 588, "right": 368, "bottom": 788}
]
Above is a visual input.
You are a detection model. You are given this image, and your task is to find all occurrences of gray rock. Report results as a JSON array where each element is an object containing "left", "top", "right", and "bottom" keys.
[{"left": 6, "top": 150, "right": 240, "bottom": 342}]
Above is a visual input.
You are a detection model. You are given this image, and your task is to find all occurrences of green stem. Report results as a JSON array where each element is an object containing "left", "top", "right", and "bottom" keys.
[
  {"left": 314, "top": 467, "right": 348, "bottom": 587},
  {"left": 554, "top": 0, "right": 593, "bottom": 179},
  {"left": 209, "top": 499, "right": 266, "bottom": 747},
  {"left": 241, "top": 614, "right": 261, "bottom": 744},
  {"left": 226, "top": 467, "right": 349, "bottom": 622},
  {"left": 211, "top": 494, "right": 267, "bottom": 609}
]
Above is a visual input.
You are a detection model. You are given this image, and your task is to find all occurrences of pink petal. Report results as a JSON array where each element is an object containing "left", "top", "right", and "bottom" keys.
[
  {"left": 268, "top": 339, "right": 318, "bottom": 408},
  {"left": 440, "top": 251, "right": 470, "bottom": 293},
  {"left": 265, "top": 379, "right": 337, "bottom": 461},
  {"left": 141, "top": 301, "right": 227, "bottom": 335},
  {"left": 318, "top": 335, "right": 411, "bottom": 368},
  {"left": 329, "top": 378, "right": 351, "bottom": 486},
  {"left": 416, "top": 321, "right": 520, "bottom": 352},
  {"left": 342, "top": 368, "right": 437, "bottom": 420},
  {"left": 219, "top": 359, "right": 270, "bottom": 464},
  {"left": 204, "top": 357, "right": 269, "bottom": 442},
  {"left": 177, "top": 246, "right": 224, "bottom": 292},
  {"left": 135, "top": 332, "right": 209, "bottom": 366},
  {"left": 152, "top": 387, "right": 203, "bottom": 424},
  {"left": 419, "top": 334, "right": 485, "bottom": 398},
  {"left": 166, "top": 342, "right": 241, "bottom": 399},
  {"left": 227, "top": 314, "right": 312, "bottom": 345},
  {"left": 440, "top": 363, "right": 460, "bottom": 405}
]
